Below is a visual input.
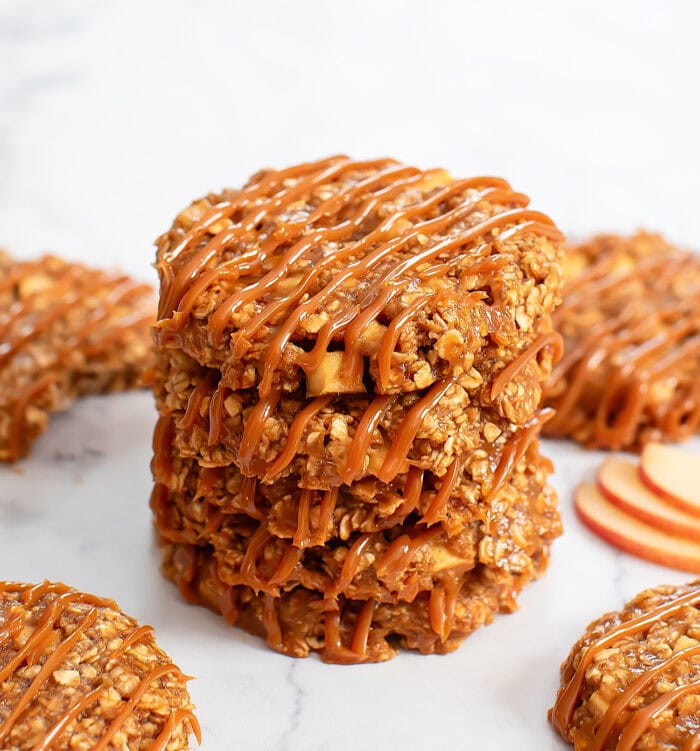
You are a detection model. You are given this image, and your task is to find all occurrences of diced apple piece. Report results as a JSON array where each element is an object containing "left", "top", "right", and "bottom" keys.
[
  {"left": 306, "top": 352, "right": 365, "bottom": 396},
  {"left": 598, "top": 457, "right": 700, "bottom": 542},
  {"left": 639, "top": 443, "right": 700, "bottom": 517},
  {"left": 575, "top": 483, "right": 700, "bottom": 574}
]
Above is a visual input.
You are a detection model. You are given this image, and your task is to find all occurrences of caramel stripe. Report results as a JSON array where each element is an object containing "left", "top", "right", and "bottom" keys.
[
  {"left": 616, "top": 677, "right": 700, "bottom": 751},
  {"left": 237, "top": 389, "right": 281, "bottom": 475},
  {"left": 429, "top": 570, "right": 464, "bottom": 642},
  {"left": 292, "top": 489, "right": 313, "bottom": 548},
  {"left": 239, "top": 523, "right": 273, "bottom": 592},
  {"left": 92, "top": 663, "right": 187, "bottom": 751},
  {"left": 341, "top": 394, "right": 395, "bottom": 484},
  {"left": 551, "top": 588, "right": 700, "bottom": 733},
  {"left": 350, "top": 599, "right": 377, "bottom": 657},
  {"left": 377, "top": 296, "right": 432, "bottom": 388},
  {"left": 332, "top": 534, "right": 372, "bottom": 595},
  {"left": 486, "top": 408, "right": 552, "bottom": 504},
  {"left": 312, "top": 488, "right": 338, "bottom": 547},
  {"left": 422, "top": 458, "right": 463, "bottom": 526},
  {"left": 8, "top": 374, "right": 56, "bottom": 462},
  {"left": 150, "top": 707, "right": 202, "bottom": 750},
  {"left": 385, "top": 466, "right": 425, "bottom": 525},
  {"left": 491, "top": 331, "right": 563, "bottom": 399},
  {"left": 376, "top": 378, "right": 455, "bottom": 483},
  {"left": 376, "top": 527, "right": 443, "bottom": 583},
  {"left": 261, "top": 593, "right": 284, "bottom": 650},
  {"left": 34, "top": 687, "right": 103, "bottom": 751},
  {"left": 262, "top": 395, "right": 333, "bottom": 481}
]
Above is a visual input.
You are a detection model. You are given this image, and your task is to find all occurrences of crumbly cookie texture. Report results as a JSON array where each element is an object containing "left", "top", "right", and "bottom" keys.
[
  {"left": 150, "top": 156, "right": 564, "bottom": 662},
  {"left": 0, "top": 581, "right": 200, "bottom": 750},
  {"left": 550, "top": 581, "right": 700, "bottom": 751},
  {"left": 0, "top": 252, "right": 155, "bottom": 461},
  {"left": 545, "top": 232, "right": 700, "bottom": 449}
]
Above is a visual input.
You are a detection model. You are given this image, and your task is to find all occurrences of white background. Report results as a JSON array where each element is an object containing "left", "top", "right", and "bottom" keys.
[{"left": 1, "top": 2, "right": 699, "bottom": 749}]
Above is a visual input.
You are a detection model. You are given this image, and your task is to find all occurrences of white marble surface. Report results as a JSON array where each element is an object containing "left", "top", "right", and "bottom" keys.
[{"left": 2, "top": 2, "right": 700, "bottom": 749}]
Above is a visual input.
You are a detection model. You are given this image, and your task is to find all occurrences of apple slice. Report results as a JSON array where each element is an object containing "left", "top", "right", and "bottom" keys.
[
  {"left": 598, "top": 457, "right": 700, "bottom": 542},
  {"left": 575, "top": 483, "right": 700, "bottom": 574},
  {"left": 640, "top": 443, "right": 700, "bottom": 517}
]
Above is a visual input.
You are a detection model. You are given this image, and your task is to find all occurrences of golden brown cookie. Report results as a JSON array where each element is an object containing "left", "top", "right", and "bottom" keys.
[
  {"left": 0, "top": 252, "right": 155, "bottom": 462},
  {"left": 550, "top": 581, "right": 700, "bottom": 750},
  {"left": 545, "top": 232, "right": 700, "bottom": 449},
  {"left": 0, "top": 581, "right": 200, "bottom": 750}
]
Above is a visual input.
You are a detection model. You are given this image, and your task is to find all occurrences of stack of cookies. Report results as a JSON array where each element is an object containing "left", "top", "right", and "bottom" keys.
[{"left": 150, "top": 156, "right": 565, "bottom": 662}]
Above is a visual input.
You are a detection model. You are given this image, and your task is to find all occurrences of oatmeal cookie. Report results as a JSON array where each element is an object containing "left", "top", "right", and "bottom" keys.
[
  {"left": 545, "top": 232, "right": 700, "bottom": 449},
  {"left": 550, "top": 581, "right": 700, "bottom": 750},
  {"left": 161, "top": 538, "right": 552, "bottom": 664},
  {"left": 0, "top": 253, "right": 154, "bottom": 461},
  {"left": 0, "top": 581, "right": 199, "bottom": 750},
  {"left": 154, "top": 156, "right": 563, "bottom": 398}
]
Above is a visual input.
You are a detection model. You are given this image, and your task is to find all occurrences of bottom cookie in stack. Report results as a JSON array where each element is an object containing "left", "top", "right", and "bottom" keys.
[{"left": 150, "top": 415, "right": 561, "bottom": 663}]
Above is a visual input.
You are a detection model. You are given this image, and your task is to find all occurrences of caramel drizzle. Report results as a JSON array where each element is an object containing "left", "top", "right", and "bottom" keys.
[
  {"left": 491, "top": 331, "right": 563, "bottom": 399},
  {"left": 322, "top": 606, "right": 379, "bottom": 664},
  {"left": 421, "top": 458, "right": 463, "bottom": 526},
  {"left": 547, "top": 243, "right": 700, "bottom": 446},
  {"left": 253, "top": 204, "right": 550, "bottom": 399},
  {"left": 293, "top": 487, "right": 338, "bottom": 548},
  {"left": 262, "top": 394, "right": 333, "bottom": 481},
  {"left": 0, "top": 582, "right": 198, "bottom": 749},
  {"left": 229, "top": 376, "right": 453, "bottom": 487},
  {"left": 551, "top": 587, "right": 700, "bottom": 736},
  {"left": 429, "top": 569, "right": 465, "bottom": 642},
  {"left": 485, "top": 408, "right": 553, "bottom": 504},
  {"left": 375, "top": 378, "right": 455, "bottom": 483},
  {"left": 616, "top": 677, "right": 700, "bottom": 751}
]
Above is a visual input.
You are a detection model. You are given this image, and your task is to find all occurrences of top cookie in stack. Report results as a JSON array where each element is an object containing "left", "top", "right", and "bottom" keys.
[{"left": 151, "top": 156, "right": 564, "bottom": 662}]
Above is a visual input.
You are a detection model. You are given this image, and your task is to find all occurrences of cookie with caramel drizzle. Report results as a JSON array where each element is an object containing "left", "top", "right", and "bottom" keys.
[
  {"left": 154, "top": 156, "right": 562, "bottom": 398},
  {"left": 551, "top": 581, "right": 700, "bottom": 750},
  {"left": 0, "top": 252, "right": 154, "bottom": 462},
  {"left": 0, "top": 581, "right": 200, "bottom": 750},
  {"left": 545, "top": 232, "right": 700, "bottom": 449}
]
